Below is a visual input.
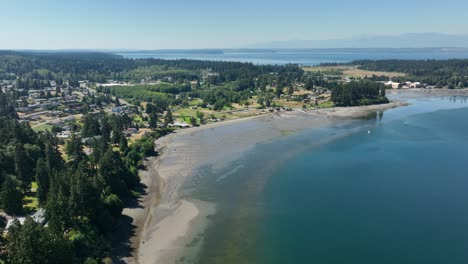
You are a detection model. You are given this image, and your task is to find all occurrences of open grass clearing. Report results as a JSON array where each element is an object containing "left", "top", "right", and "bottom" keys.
[{"left": 303, "top": 65, "right": 406, "bottom": 78}]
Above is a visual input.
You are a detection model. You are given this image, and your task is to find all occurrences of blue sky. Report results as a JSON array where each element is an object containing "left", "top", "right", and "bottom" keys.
[{"left": 1, "top": 0, "right": 467, "bottom": 49}]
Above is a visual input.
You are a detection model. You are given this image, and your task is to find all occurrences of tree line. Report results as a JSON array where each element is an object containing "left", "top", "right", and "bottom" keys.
[
  {"left": 0, "top": 51, "right": 303, "bottom": 84},
  {"left": 330, "top": 80, "right": 388, "bottom": 106},
  {"left": 349, "top": 59, "right": 468, "bottom": 88}
]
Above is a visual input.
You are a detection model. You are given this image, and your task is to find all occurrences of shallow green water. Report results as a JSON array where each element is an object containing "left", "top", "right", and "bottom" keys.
[{"left": 194, "top": 96, "right": 468, "bottom": 264}]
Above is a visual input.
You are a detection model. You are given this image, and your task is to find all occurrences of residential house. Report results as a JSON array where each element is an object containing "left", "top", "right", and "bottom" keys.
[
  {"left": 384, "top": 81, "right": 402, "bottom": 89},
  {"left": 169, "top": 122, "right": 190, "bottom": 128}
]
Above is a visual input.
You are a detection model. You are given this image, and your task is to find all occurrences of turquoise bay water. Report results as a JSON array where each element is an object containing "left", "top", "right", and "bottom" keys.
[{"left": 194, "top": 96, "right": 468, "bottom": 264}]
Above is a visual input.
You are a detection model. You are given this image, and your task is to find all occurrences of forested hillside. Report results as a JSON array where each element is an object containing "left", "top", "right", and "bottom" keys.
[
  {"left": 0, "top": 51, "right": 303, "bottom": 84},
  {"left": 0, "top": 89, "right": 167, "bottom": 263}
]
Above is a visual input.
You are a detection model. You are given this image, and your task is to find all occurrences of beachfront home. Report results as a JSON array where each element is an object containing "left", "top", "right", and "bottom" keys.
[
  {"left": 410, "top": 82, "right": 422, "bottom": 88},
  {"left": 169, "top": 122, "right": 190, "bottom": 128},
  {"left": 384, "top": 81, "right": 402, "bottom": 89}
]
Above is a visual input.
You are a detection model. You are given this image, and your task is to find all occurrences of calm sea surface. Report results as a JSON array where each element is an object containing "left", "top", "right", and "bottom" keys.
[
  {"left": 192, "top": 95, "right": 468, "bottom": 264},
  {"left": 116, "top": 50, "right": 468, "bottom": 65}
]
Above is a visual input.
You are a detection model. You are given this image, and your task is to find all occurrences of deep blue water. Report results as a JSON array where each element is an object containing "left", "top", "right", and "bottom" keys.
[
  {"left": 261, "top": 106, "right": 468, "bottom": 264},
  {"left": 195, "top": 96, "right": 468, "bottom": 264},
  {"left": 116, "top": 49, "right": 468, "bottom": 65}
]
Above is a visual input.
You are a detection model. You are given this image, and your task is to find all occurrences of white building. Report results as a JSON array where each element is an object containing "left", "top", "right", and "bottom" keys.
[
  {"left": 4, "top": 209, "right": 46, "bottom": 233},
  {"left": 384, "top": 81, "right": 402, "bottom": 89},
  {"left": 169, "top": 122, "right": 190, "bottom": 128}
]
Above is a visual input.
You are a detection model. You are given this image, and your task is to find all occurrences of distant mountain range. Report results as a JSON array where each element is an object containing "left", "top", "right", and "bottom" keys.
[
  {"left": 111, "top": 47, "right": 468, "bottom": 54},
  {"left": 248, "top": 33, "right": 468, "bottom": 49}
]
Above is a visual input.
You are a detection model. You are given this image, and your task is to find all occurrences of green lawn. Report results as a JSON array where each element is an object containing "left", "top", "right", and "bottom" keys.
[
  {"left": 133, "top": 115, "right": 143, "bottom": 123},
  {"left": 23, "top": 181, "right": 39, "bottom": 211},
  {"left": 188, "top": 99, "right": 202, "bottom": 106},
  {"left": 318, "top": 101, "right": 335, "bottom": 108},
  {"left": 182, "top": 116, "right": 192, "bottom": 124},
  {"left": 31, "top": 181, "right": 38, "bottom": 191},
  {"left": 177, "top": 107, "right": 197, "bottom": 115},
  {"left": 33, "top": 123, "right": 53, "bottom": 132},
  {"left": 23, "top": 196, "right": 39, "bottom": 211}
]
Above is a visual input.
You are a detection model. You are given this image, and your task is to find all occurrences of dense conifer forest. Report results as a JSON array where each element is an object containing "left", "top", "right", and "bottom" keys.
[
  {"left": 0, "top": 89, "right": 169, "bottom": 263},
  {"left": 349, "top": 59, "right": 468, "bottom": 88}
]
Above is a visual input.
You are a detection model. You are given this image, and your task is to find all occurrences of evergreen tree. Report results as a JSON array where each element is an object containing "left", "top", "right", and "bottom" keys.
[
  {"left": 98, "top": 149, "right": 124, "bottom": 196},
  {"left": 5, "top": 217, "right": 74, "bottom": 264},
  {"left": 35, "top": 158, "right": 49, "bottom": 205},
  {"left": 104, "top": 194, "right": 123, "bottom": 219},
  {"left": 0, "top": 175, "right": 23, "bottom": 215},
  {"left": 149, "top": 112, "right": 158, "bottom": 129},
  {"left": 0, "top": 90, "right": 18, "bottom": 119},
  {"left": 65, "top": 133, "right": 84, "bottom": 160},
  {"left": 15, "top": 144, "right": 31, "bottom": 192},
  {"left": 190, "top": 116, "right": 197, "bottom": 126},
  {"left": 112, "top": 129, "right": 123, "bottom": 145},
  {"left": 46, "top": 174, "right": 71, "bottom": 234},
  {"left": 81, "top": 114, "right": 101, "bottom": 137},
  {"left": 305, "top": 78, "right": 314, "bottom": 90},
  {"left": 119, "top": 133, "right": 128, "bottom": 153},
  {"left": 44, "top": 139, "right": 63, "bottom": 171},
  {"left": 145, "top": 103, "right": 154, "bottom": 114},
  {"left": 68, "top": 168, "right": 99, "bottom": 220},
  {"left": 100, "top": 114, "right": 112, "bottom": 142},
  {"left": 164, "top": 108, "right": 174, "bottom": 127},
  {"left": 196, "top": 111, "right": 205, "bottom": 124}
]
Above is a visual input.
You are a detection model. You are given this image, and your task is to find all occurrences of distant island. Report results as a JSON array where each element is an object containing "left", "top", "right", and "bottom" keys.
[{"left": 248, "top": 33, "right": 468, "bottom": 49}]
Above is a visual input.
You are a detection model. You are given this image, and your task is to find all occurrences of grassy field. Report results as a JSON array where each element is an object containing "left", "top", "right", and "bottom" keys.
[
  {"left": 23, "top": 181, "right": 39, "bottom": 212},
  {"left": 188, "top": 99, "right": 202, "bottom": 106},
  {"left": 31, "top": 182, "right": 38, "bottom": 191},
  {"left": 303, "top": 65, "right": 406, "bottom": 78},
  {"left": 32, "top": 123, "right": 53, "bottom": 132},
  {"left": 109, "top": 83, "right": 174, "bottom": 103},
  {"left": 128, "top": 128, "right": 151, "bottom": 143},
  {"left": 318, "top": 100, "right": 335, "bottom": 108},
  {"left": 174, "top": 105, "right": 266, "bottom": 125},
  {"left": 23, "top": 196, "right": 39, "bottom": 211},
  {"left": 126, "top": 65, "right": 196, "bottom": 80}
]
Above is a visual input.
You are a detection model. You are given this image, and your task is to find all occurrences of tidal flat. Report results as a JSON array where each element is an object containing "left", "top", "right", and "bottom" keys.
[{"left": 126, "top": 89, "right": 468, "bottom": 264}]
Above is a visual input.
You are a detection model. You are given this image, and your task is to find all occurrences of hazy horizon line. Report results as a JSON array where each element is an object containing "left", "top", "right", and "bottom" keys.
[{"left": 3, "top": 47, "right": 468, "bottom": 53}]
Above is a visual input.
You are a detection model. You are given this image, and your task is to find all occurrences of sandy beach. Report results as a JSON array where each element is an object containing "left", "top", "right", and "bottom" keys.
[{"left": 120, "top": 90, "right": 468, "bottom": 264}]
